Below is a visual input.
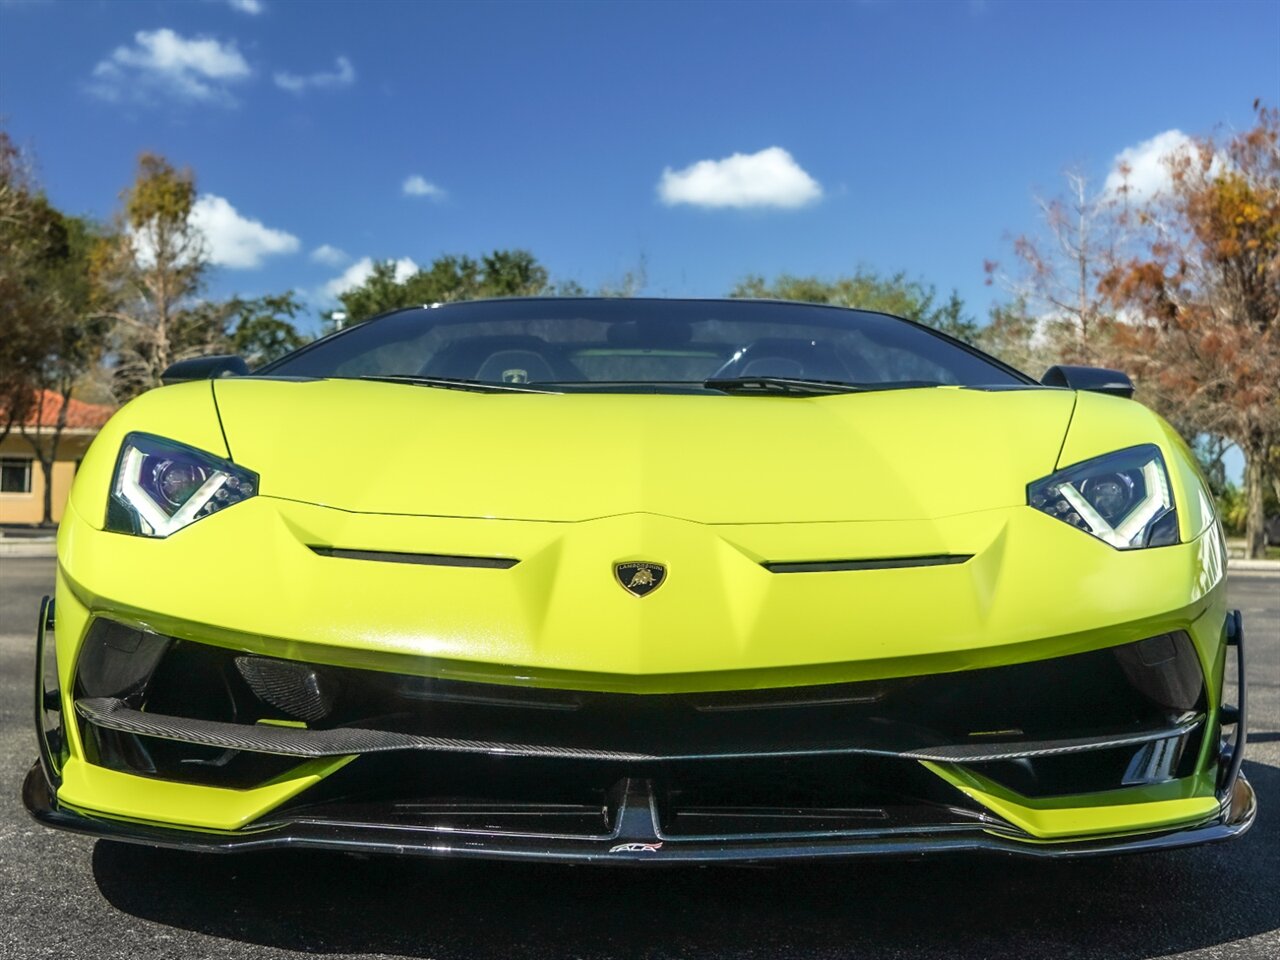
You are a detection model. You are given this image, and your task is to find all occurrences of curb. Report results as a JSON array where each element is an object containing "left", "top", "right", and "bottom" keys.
[
  {"left": 1229, "top": 558, "right": 1280, "bottom": 572},
  {"left": 0, "top": 540, "right": 56, "bottom": 558}
]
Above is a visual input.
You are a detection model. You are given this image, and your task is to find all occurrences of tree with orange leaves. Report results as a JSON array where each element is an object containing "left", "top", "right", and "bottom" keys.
[{"left": 1101, "top": 101, "right": 1280, "bottom": 558}]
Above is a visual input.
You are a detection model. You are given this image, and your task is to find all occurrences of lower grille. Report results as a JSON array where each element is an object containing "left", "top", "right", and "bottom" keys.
[{"left": 72, "top": 619, "right": 1207, "bottom": 805}]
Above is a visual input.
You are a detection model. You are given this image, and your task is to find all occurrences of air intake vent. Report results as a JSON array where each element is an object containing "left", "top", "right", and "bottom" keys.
[
  {"left": 763, "top": 554, "right": 972, "bottom": 573},
  {"left": 310, "top": 546, "right": 518, "bottom": 569}
]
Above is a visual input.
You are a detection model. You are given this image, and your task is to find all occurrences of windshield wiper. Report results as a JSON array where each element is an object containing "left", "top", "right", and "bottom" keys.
[
  {"left": 704, "top": 376, "right": 942, "bottom": 395},
  {"left": 703, "top": 376, "right": 863, "bottom": 395},
  {"left": 353, "top": 375, "right": 561, "bottom": 394}
]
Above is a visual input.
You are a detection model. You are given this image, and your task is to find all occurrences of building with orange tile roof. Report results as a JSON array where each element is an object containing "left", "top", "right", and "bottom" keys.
[{"left": 1, "top": 390, "right": 116, "bottom": 524}]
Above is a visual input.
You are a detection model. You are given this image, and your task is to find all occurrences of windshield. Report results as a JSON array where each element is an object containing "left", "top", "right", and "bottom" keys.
[{"left": 262, "top": 299, "right": 1030, "bottom": 391}]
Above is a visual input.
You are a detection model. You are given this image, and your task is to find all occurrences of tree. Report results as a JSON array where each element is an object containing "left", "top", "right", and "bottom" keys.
[
  {"left": 983, "top": 169, "right": 1129, "bottom": 369},
  {"left": 596, "top": 254, "right": 648, "bottom": 298},
  {"left": 1100, "top": 102, "right": 1280, "bottom": 558},
  {"left": 324, "top": 260, "right": 407, "bottom": 329},
  {"left": 0, "top": 130, "right": 114, "bottom": 522},
  {"left": 226, "top": 293, "right": 307, "bottom": 367},
  {"left": 978, "top": 298, "right": 1064, "bottom": 375},
  {"left": 334, "top": 250, "right": 553, "bottom": 325},
  {"left": 478, "top": 249, "right": 550, "bottom": 298},
  {"left": 729, "top": 267, "right": 979, "bottom": 341},
  {"left": 99, "top": 154, "right": 220, "bottom": 398},
  {"left": 97, "top": 153, "right": 307, "bottom": 393},
  {"left": 0, "top": 129, "right": 46, "bottom": 444},
  {"left": 17, "top": 210, "right": 112, "bottom": 522}
]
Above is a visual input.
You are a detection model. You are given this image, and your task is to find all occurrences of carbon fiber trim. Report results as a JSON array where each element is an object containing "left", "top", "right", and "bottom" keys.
[
  {"left": 914, "top": 720, "right": 1202, "bottom": 761},
  {"left": 234, "top": 657, "right": 336, "bottom": 722},
  {"left": 76, "top": 698, "right": 653, "bottom": 761},
  {"left": 75, "top": 697, "right": 1203, "bottom": 763},
  {"left": 22, "top": 761, "right": 1257, "bottom": 864}
]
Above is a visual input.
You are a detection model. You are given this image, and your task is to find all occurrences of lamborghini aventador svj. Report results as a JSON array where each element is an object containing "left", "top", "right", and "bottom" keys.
[{"left": 25, "top": 297, "right": 1254, "bottom": 862}]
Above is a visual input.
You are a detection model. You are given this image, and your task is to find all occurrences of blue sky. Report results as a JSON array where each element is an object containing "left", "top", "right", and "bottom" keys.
[{"left": 1, "top": 0, "right": 1277, "bottom": 335}]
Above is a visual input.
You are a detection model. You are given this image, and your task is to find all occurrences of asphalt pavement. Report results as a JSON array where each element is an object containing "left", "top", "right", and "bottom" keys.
[{"left": 1, "top": 556, "right": 1276, "bottom": 960}]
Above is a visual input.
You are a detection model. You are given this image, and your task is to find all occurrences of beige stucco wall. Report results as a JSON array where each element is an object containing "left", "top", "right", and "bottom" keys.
[{"left": 0, "top": 432, "right": 97, "bottom": 525}]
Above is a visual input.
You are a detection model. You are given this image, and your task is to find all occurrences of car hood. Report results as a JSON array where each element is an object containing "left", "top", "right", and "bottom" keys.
[{"left": 212, "top": 378, "right": 1076, "bottom": 523}]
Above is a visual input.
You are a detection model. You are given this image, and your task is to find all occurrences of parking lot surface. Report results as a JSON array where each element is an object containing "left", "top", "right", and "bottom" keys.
[{"left": 1, "top": 556, "right": 1276, "bottom": 960}]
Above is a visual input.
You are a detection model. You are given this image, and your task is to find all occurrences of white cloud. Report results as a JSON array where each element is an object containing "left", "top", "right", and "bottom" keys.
[
  {"left": 191, "top": 195, "right": 299, "bottom": 268},
  {"left": 323, "top": 256, "right": 419, "bottom": 298},
  {"left": 1104, "top": 129, "right": 1209, "bottom": 201},
  {"left": 89, "top": 28, "right": 250, "bottom": 105},
  {"left": 274, "top": 55, "right": 355, "bottom": 94},
  {"left": 658, "top": 146, "right": 822, "bottom": 210},
  {"left": 310, "top": 244, "right": 349, "bottom": 267},
  {"left": 227, "top": 0, "right": 263, "bottom": 13},
  {"left": 402, "top": 174, "right": 446, "bottom": 200}
]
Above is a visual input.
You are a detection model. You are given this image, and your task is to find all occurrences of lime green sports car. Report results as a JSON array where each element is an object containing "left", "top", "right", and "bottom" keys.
[{"left": 25, "top": 297, "right": 1254, "bottom": 862}]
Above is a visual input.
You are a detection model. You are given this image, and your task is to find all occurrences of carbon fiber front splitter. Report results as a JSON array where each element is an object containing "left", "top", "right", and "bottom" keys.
[{"left": 21, "top": 760, "right": 1256, "bottom": 865}]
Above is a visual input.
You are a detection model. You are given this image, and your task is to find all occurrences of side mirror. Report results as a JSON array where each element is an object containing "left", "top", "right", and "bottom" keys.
[
  {"left": 1041, "top": 364, "right": 1134, "bottom": 399},
  {"left": 161, "top": 355, "right": 251, "bottom": 386}
]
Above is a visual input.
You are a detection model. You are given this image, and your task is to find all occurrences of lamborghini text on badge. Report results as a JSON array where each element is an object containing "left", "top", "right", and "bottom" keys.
[{"left": 615, "top": 561, "right": 667, "bottom": 597}]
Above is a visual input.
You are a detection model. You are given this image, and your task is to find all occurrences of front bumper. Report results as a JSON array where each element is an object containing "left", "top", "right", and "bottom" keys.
[
  {"left": 50, "top": 494, "right": 1235, "bottom": 689},
  {"left": 26, "top": 591, "right": 1256, "bottom": 863}
]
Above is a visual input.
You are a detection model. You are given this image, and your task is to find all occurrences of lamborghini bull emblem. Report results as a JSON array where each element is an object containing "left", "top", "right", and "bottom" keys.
[{"left": 614, "top": 561, "right": 667, "bottom": 597}]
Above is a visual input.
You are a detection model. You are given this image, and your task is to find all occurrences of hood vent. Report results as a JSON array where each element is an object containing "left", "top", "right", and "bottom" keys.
[
  {"left": 310, "top": 546, "right": 518, "bottom": 569},
  {"left": 764, "top": 554, "right": 971, "bottom": 574}
]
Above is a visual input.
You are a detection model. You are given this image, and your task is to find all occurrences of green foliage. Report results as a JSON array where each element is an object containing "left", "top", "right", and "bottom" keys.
[
  {"left": 226, "top": 293, "right": 308, "bottom": 368},
  {"left": 105, "top": 153, "right": 214, "bottom": 397},
  {"left": 102, "top": 152, "right": 303, "bottom": 396},
  {"left": 481, "top": 250, "right": 552, "bottom": 297},
  {"left": 1193, "top": 435, "right": 1233, "bottom": 498},
  {"left": 596, "top": 255, "right": 648, "bottom": 298},
  {"left": 0, "top": 142, "right": 112, "bottom": 426},
  {"left": 1, "top": 130, "right": 55, "bottom": 431},
  {"left": 932, "top": 290, "right": 979, "bottom": 343},
  {"left": 38, "top": 211, "right": 114, "bottom": 385},
  {"left": 125, "top": 154, "right": 196, "bottom": 227},
  {"left": 977, "top": 298, "right": 1059, "bottom": 377},
  {"left": 1195, "top": 439, "right": 1276, "bottom": 538},
  {"left": 0, "top": 128, "right": 114, "bottom": 519},
  {"left": 729, "top": 268, "right": 979, "bottom": 342},
  {"left": 335, "top": 250, "right": 552, "bottom": 325},
  {"left": 120, "top": 152, "right": 205, "bottom": 302},
  {"left": 550, "top": 279, "right": 589, "bottom": 296},
  {"left": 1217, "top": 484, "right": 1248, "bottom": 536}
]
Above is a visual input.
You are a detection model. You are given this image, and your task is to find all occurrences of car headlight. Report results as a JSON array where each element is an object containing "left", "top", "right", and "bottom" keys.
[
  {"left": 106, "top": 433, "right": 258, "bottom": 538},
  {"left": 1028, "top": 444, "right": 1178, "bottom": 549}
]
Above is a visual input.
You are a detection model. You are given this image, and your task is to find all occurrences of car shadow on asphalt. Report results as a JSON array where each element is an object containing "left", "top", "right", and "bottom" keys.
[{"left": 92, "top": 759, "right": 1278, "bottom": 960}]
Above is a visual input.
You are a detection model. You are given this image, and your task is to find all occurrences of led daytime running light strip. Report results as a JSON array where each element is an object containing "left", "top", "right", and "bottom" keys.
[
  {"left": 117, "top": 447, "right": 229, "bottom": 537},
  {"left": 1057, "top": 460, "right": 1170, "bottom": 548}
]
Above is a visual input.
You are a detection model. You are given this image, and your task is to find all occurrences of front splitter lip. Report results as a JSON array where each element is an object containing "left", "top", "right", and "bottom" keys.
[{"left": 22, "top": 762, "right": 1256, "bottom": 866}]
